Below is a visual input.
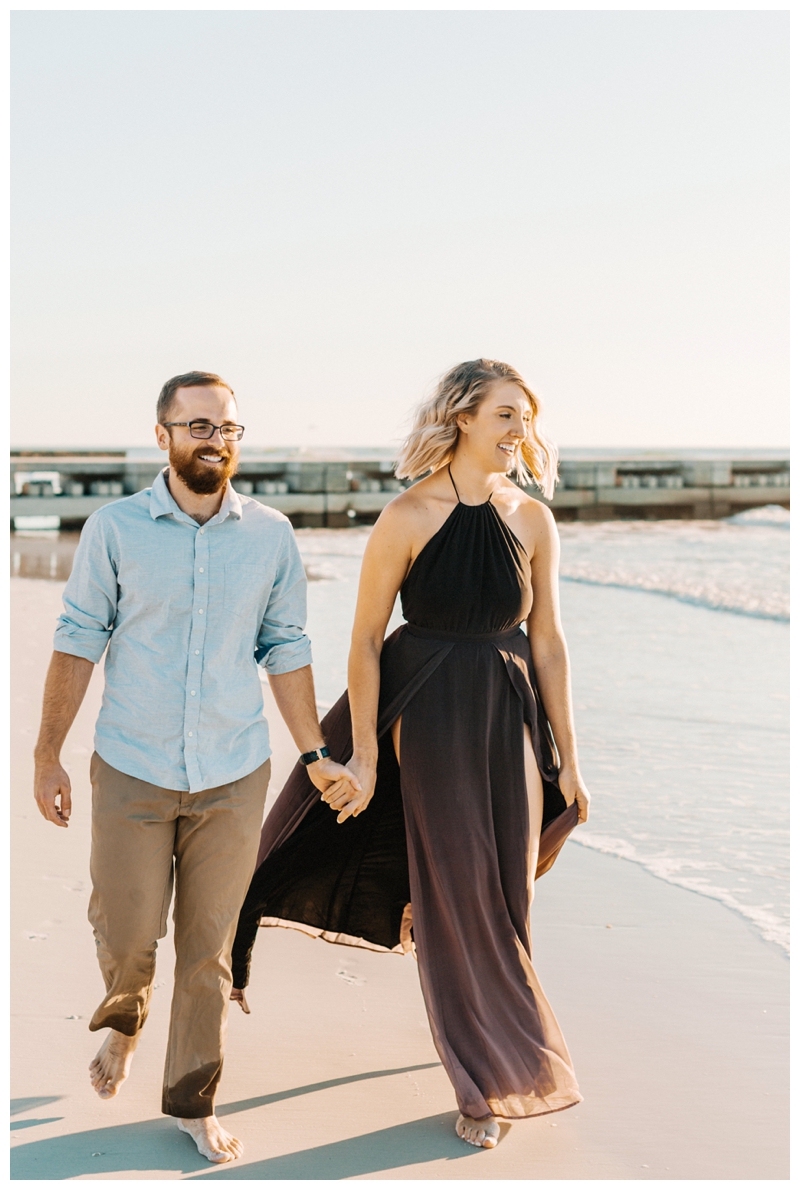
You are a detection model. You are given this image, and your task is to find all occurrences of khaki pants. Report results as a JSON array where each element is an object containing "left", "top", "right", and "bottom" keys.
[{"left": 87, "top": 752, "right": 270, "bottom": 1118}]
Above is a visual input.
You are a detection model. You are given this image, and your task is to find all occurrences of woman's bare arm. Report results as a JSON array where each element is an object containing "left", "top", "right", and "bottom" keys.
[
  {"left": 322, "top": 500, "right": 415, "bottom": 822},
  {"left": 525, "top": 506, "right": 590, "bottom": 823}
]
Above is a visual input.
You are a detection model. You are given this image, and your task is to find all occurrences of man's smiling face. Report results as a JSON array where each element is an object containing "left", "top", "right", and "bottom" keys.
[{"left": 157, "top": 384, "right": 241, "bottom": 495}]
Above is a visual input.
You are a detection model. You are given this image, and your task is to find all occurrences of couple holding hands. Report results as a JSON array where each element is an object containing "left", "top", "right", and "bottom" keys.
[{"left": 33, "top": 360, "right": 590, "bottom": 1163}]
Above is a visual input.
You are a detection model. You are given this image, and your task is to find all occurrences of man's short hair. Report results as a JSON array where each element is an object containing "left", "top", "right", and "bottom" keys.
[{"left": 157, "top": 372, "right": 235, "bottom": 425}]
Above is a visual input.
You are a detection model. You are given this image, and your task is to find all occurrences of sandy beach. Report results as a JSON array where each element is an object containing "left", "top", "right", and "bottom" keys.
[{"left": 11, "top": 576, "right": 789, "bottom": 1180}]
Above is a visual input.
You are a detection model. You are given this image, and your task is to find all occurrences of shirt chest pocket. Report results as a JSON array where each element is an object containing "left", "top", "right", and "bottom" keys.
[{"left": 222, "top": 562, "right": 271, "bottom": 628}]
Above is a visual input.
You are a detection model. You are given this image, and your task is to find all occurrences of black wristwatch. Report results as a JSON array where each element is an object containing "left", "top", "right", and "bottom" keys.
[{"left": 299, "top": 745, "right": 330, "bottom": 766}]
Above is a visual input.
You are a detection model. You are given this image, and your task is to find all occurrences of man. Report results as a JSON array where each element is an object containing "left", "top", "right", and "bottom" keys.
[{"left": 33, "top": 371, "right": 359, "bottom": 1164}]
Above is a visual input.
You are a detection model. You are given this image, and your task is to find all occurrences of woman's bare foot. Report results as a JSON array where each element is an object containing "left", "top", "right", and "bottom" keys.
[
  {"left": 230, "top": 987, "right": 250, "bottom": 1014},
  {"left": 89, "top": 1029, "right": 140, "bottom": 1099},
  {"left": 456, "top": 1114, "right": 500, "bottom": 1148},
  {"left": 177, "top": 1117, "right": 243, "bottom": 1163}
]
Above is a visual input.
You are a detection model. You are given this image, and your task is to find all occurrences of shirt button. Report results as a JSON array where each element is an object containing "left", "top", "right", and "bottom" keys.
[
  {"left": 190, "top": 690, "right": 196, "bottom": 696},
  {"left": 198, "top": 609, "right": 204, "bottom": 614},
  {"left": 199, "top": 529, "right": 205, "bottom": 535},
  {"left": 194, "top": 649, "right": 200, "bottom": 655},
  {"left": 188, "top": 731, "right": 193, "bottom": 737},
  {"left": 199, "top": 567, "right": 204, "bottom": 573}
]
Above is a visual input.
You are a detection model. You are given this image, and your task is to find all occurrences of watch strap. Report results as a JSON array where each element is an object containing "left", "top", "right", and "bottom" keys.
[{"left": 299, "top": 745, "right": 330, "bottom": 766}]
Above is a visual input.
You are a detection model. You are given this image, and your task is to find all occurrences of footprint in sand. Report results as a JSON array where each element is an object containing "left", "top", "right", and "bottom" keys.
[{"left": 336, "top": 969, "right": 366, "bottom": 986}]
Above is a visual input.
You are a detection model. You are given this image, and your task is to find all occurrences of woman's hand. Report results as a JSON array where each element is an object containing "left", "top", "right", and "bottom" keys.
[
  {"left": 320, "top": 754, "right": 377, "bottom": 824},
  {"left": 558, "top": 764, "right": 591, "bottom": 824},
  {"left": 306, "top": 757, "right": 361, "bottom": 800}
]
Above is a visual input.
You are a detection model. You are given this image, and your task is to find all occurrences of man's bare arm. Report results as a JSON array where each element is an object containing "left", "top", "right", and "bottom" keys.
[
  {"left": 34, "top": 651, "right": 95, "bottom": 827},
  {"left": 267, "top": 665, "right": 361, "bottom": 799}
]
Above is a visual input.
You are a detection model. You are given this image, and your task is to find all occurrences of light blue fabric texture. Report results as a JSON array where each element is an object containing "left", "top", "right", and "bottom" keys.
[{"left": 54, "top": 469, "right": 312, "bottom": 792}]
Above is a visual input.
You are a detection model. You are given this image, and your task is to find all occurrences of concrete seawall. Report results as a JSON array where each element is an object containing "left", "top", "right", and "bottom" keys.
[{"left": 11, "top": 447, "right": 789, "bottom": 528}]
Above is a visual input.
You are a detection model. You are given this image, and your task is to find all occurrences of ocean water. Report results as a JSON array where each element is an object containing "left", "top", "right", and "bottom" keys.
[
  {"left": 12, "top": 505, "right": 789, "bottom": 953},
  {"left": 558, "top": 505, "right": 789, "bottom": 622}
]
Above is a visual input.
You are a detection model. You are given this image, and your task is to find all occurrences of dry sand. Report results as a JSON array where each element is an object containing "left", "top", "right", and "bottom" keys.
[{"left": 11, "top": 577, "right": 788, "bottom": 1180}]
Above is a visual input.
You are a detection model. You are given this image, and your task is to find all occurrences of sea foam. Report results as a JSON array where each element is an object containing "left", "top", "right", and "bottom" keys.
[{"left": 558, "top": 507, "right": 789, "bottom": 621}]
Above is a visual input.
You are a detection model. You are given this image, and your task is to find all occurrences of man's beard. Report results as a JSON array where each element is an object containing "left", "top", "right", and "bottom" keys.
[{"left": 169, "top": 440, "right": 238, "bottom": 495}]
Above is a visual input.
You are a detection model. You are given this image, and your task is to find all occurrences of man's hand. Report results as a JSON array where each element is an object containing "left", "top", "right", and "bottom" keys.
[
  {"left": 33, "top": 651, "right": 94, "bottom": 829},
  {"left": 34, "top": 756, "right": 73, "bottom": 827},
  {"left": 306, "top": 756, "right": 362, "bottom": 802}
]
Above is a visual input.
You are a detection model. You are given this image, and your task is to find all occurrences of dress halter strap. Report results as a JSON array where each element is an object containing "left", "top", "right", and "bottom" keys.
[
  {"left": 447, "top": 465, "right": 493, "bottom": 506},
  {"left": 447, "top": 465, "right": 462, "bottom": 503}
]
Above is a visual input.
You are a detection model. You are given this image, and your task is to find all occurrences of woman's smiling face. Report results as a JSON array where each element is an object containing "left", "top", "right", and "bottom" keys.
[{"left": 456, "top": 380, "right": 533, "bottom": 474}]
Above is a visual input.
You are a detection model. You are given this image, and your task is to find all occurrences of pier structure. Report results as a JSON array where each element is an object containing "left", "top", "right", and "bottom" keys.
[{"left": 10, "top": 446, "right": 789, "bottom": 530}]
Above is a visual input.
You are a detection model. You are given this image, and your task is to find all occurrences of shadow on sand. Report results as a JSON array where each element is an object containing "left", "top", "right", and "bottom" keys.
[
  {"left": 215, "top": 1062, "right": 441, "bottom": 1118},
  {"left": 11, "top": 1114, "right": 209, "bottom": 1179},
  {"left": 10, "top": 1065, "right": 461, "bottom": 1181},
  {"left": 191, "top": 1113, "right": 478, "bottom": 1180},
  {"left": 11, "top": 1097, "right": 63, "bottom": 1116}
]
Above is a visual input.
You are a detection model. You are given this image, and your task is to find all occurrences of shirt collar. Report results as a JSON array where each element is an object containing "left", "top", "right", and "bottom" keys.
[{"left": 150, "top": 467, "right": 243, "bottom": 524}]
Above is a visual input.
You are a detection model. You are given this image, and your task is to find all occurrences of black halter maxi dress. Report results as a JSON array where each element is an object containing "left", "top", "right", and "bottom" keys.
[{"left": 232, "top": 477, "right": 582, "bottom": 1120}]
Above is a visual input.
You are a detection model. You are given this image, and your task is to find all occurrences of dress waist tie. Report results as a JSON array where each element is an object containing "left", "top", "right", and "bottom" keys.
[{"left": 404, "top": 623, "right": 523, "bottom": 644}]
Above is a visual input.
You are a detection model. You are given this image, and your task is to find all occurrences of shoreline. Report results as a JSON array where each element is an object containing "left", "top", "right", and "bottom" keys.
[
  {"left": 569, "top": 835, "right": 790, "bottom": 958},
  {"left": 11, "top": 577, "right": 788, "bottom": 1179},
  {"left": 560, "top": 572, "right": 789, "bottom": 623}
]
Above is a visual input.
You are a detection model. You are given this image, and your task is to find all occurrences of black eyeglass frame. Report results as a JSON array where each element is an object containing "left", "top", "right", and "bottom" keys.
[{"left": 162, "top": 420, "right": 245, "bottom": 441}]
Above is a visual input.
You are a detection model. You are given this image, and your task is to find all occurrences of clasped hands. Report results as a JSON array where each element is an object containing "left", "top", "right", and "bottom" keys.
[{"left": 311, "top": 754, "right": 376, "bottom": 824}]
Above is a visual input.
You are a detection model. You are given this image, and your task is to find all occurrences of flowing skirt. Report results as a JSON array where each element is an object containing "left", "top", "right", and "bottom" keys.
[{"left": 232, "top": 623, "right": 582, "bottom": 1119}]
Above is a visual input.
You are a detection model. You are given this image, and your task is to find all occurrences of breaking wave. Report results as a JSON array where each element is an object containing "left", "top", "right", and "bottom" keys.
[{"left": 569, "top": 833, "right": 789, "bottom": 953}]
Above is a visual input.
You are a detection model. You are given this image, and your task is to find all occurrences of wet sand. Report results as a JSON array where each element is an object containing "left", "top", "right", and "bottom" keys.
[{"left": 11, "top": 577, "right": 788, "bottom": 1180}]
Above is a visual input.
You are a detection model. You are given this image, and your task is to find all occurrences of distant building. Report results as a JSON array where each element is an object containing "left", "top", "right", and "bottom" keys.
[{"left": 10, "top": 446, "right": 789, "bottom": 530}]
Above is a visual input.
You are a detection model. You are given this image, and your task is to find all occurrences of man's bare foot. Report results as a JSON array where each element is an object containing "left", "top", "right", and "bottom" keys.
[
  {"left": 89, "top": 1029, "right": 140, "bottom": 1099},
  {"left": 456, "top": 1114, "right": 500, "bottom": 1148},
  {"left": 177, "top": 1117, "right": 243, "bottom": 1163}
]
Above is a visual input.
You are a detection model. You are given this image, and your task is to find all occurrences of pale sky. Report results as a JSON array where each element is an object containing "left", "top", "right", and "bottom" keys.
[{"left": 12, "top": 10, "right": 788, "bottom": 450}]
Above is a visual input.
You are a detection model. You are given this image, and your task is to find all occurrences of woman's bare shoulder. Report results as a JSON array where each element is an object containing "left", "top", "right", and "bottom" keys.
[
  {"left": 370, "top": 475, "right": 453, "bottom": 558},
  {"left": 370, "top": 478, "right": 437, "bottom": 539},
  {"left": 517, "top": 491, "right": 557, "bottom": 532},
  {"left": 497, "top": 483, "right": 557, "bottom": 536},
  {"left": 379, "top": 475, "right": 448, "bottom": 520}
]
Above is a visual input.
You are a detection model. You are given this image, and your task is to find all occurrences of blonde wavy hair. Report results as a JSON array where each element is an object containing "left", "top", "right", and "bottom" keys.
[{"left": 395, "top": 359, "right": 558, "bottom": 499}]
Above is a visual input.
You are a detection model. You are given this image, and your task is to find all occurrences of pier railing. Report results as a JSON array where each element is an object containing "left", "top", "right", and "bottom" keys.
[{"left": 10, "top": 448, "right": 789, "bottom": 529}]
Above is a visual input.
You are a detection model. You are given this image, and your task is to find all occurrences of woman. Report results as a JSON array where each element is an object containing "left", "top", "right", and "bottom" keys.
[{"left": 231, "top": 359, "right": 591, "bottom": 1149}]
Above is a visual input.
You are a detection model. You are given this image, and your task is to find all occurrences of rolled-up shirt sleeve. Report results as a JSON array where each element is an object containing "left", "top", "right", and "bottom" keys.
[
  {"left": 256, "top": 522, "right": 313, "bottom": 674},
  {"left": 54, "top": 510, "right": 119, "bottom": 664}
]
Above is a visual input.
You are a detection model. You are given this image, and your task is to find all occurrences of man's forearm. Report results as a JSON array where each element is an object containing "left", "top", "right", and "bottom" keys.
[
  {"left": 267, "top": 665, "right": 326, "bottom": 754},
  {"left": 35, "top": 651, "right": 95, "bottom": 761}
]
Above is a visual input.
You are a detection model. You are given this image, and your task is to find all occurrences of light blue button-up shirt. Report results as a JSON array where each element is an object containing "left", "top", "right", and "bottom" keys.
[{"left": 54, "top": 469, "right": 313, "bottom": 793}]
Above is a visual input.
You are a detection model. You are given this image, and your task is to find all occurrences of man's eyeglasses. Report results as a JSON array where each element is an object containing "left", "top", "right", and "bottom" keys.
[{"left": 163, "top": 420, "right": 245, "bottom": 442}]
